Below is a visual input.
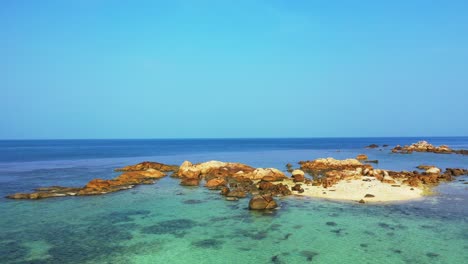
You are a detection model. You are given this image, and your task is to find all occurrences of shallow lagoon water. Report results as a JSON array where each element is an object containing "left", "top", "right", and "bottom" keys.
[{"left": 0, "top": 138, "right": 467, "bottom": 263}]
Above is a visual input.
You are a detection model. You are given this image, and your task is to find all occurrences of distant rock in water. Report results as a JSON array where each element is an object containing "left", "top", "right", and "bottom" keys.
[
  {"left": 391, "top": 141, "right": 468, "bottom": 155},
  {"left": 115, "top": 161, "right": 178, "bottom": 172},
  {"left": 356, "top": 154, "right": 368, "bottom": 160},
  {"left": 366, "top": 144, "right": 379, "bottom": 149}
]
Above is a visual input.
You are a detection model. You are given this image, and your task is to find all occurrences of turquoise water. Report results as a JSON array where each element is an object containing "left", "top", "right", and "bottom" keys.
[{"left": 1, "top": 138, "right": 467, "bottom": 263}]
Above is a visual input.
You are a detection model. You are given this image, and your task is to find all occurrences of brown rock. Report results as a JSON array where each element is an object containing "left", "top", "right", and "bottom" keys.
[
  {"left": 115, "top": 161, "right": 178, "bottom": 172},
  {"left": 248, "top": 195, "right": 278, "bottom": 210},
  {"left": 258, "top": 181, "right": 275, "bottom": 191},
  {"left": 180, "top": 178, "right": 200, "bottom": 186},
  {"left": 205, "top": 178, "right": 226, "bottom": 189},
  {"left": 220, "top": 187, "right": 230, "bottom": 196},
  {"left": 356, "top": 154, "right": 368, "bottom": 160},
  {"left": 226, "top": 189, "right": 247, "bottom": 198},
  {"left": 292, "top": 184, "right": 304, "bottom": 193},
  {"left": 299, "top": 158, "right": 370, "bottom": 172}
]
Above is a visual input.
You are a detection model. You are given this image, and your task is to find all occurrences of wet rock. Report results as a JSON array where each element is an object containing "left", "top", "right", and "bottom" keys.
[
  {"left": 326, "top": 221, "right": 337, "bottom": 226},
  {"left": 225, "top": 197, "right": 239, "bottom": 201},
  {"left": 364, "top": 160, "right": 379, "bottom": 164},
  {"left": 366, "top": 144, "right": 379, "bottom": 149},
  {"left": 220, "top": 187, "right": 230, "bottom": 196},
  {"left": 358, "top": 199, "right": 365, "bottom": 204},
  {"left": 205, "top": 178, "right": 226, "bottom": 189},
  {"left": 226, "top": 189, "right": 247, "bottom": 198},
  {"left": 249, "top": 195, "right": 278, "bottom": 210},
  {"left": 180, "top": 178, "right": 200, "bottom": 186},
  {"left": 364, "top": 194, "right": 375, "bottom": 198}
]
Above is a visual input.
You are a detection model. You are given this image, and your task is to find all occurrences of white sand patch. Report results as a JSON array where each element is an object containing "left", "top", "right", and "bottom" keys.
[{"left": 283, "top": 176, "right": 424, "bottom": 203}]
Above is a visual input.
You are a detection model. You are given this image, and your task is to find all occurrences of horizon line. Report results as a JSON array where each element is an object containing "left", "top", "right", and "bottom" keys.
[{"left": 1, "top": 136, "right": 468, "bottom": 141}]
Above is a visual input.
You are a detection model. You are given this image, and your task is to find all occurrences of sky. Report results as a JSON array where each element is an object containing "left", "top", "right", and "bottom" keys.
[{"left": 1, "top": 0, "right": 468, "bottom": 139}]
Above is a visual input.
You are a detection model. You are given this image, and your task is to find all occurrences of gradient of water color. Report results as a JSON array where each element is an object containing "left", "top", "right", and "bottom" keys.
[{"left": 1, "top": 138, "right": 467, "bottom": 264}]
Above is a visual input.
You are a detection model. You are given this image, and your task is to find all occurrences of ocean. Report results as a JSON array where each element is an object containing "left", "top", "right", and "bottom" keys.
[{"left": 0, "top": 138, "right": 467, "bottom": 264}]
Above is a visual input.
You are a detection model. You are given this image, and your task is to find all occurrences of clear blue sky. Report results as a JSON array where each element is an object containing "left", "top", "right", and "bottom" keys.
[{"left": 1, "top": 0, "right": 467, "bottom": 139}]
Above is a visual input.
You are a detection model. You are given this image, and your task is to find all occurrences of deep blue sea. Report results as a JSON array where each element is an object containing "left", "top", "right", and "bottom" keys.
[{"left": 1, "top": 138, "right": 467, "bottom": 264}]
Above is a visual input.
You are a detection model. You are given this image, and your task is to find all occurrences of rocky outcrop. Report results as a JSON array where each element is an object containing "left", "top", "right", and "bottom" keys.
[
  {"left": 243, "top": 168, "right": 286, "bottom": 181},
  {"left": 391, "top": 141, "right": 468, "bottom": 155},
  {"left": 249, "top": 195, "right": 278, "bottom": 210},
  {"left": 366, "top": 144, "right": 379, "bottom": 149},
  {"left": 7, "top": 163, "right": 172, "bottom": 199},
  {"left": 257, "top": 181, "right": 292, "bottom": 196},
  {"left": 115, "top": 161, "right": 178, "bottom": 172},
  {"left": 299, "top": 158, "right": 370, "bottom": 173}
]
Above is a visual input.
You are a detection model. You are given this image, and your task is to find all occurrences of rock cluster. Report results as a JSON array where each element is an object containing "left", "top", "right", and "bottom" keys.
[
  {"left": 7, "top": 162, "right": 175, "bottom": 199},
  {"left": 115, "top": 161, "right": 178, "bottom": 172},
  {"left": 174, "top": 160, "right": 286, "bottom": 186},
  {"left": 391, "top": 141, "right": 468, "bottom": 155},
  {"left": 298, "top": 158, "right": 467, "bottom": 189},
  {"left": 299, "top": 158, "right": 371, "bottom": 173}
]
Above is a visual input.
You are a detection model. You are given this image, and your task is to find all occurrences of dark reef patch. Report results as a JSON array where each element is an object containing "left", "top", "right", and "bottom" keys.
[
  {"left": 326, "top": 221, "right": 337, "bottom": 226},
  {"left": 300, "top": 250, "right": 319, "bottom": 262},
  {"left": 141, "top": 219, "right": 197, "bottom": 236},
  {"left": 182, "top": 199, "right": 204, "bottom": 204},
  {"left": 192, "top": 239, "right": 224, "bottom": 249},
  {"left": 0, "top": 241, "right": 30, "bottom": 263},
  {"left": 235, "top": 228, "right": 269, "bottom": 240}
]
